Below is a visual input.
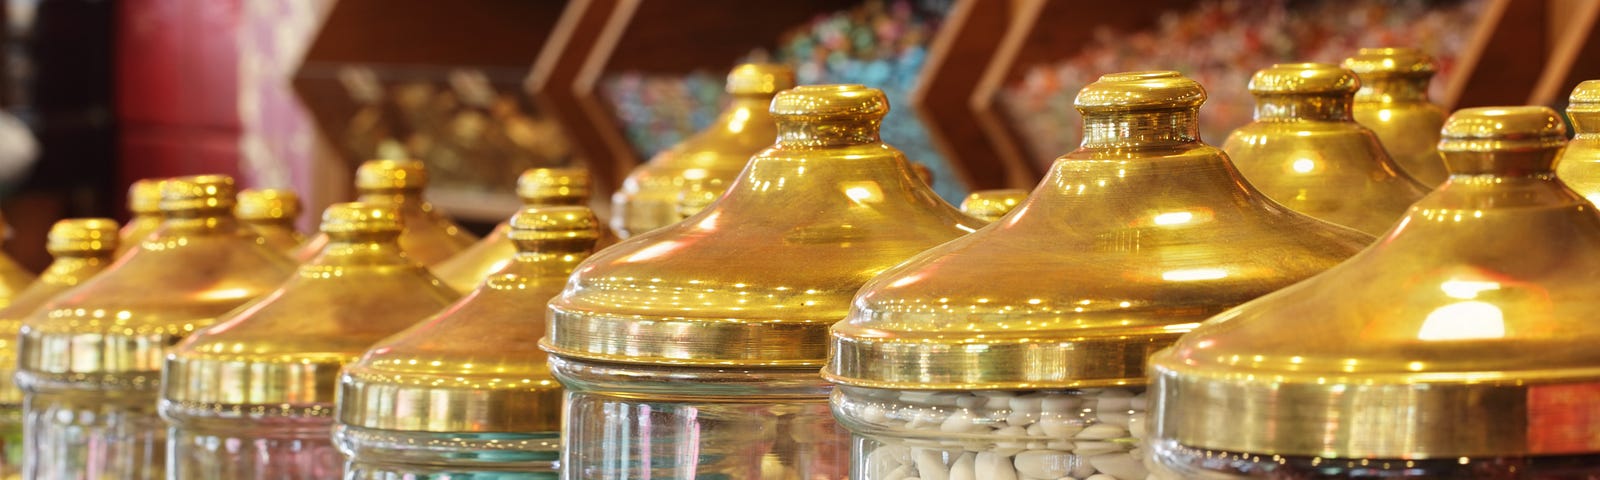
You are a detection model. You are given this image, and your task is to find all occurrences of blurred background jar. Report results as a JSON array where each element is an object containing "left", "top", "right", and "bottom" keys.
[
  {"left": 432, "top": 167, "right": 591, "bottom": 292},
  {"left": 233, "top": 188, "right": 304, "bottom": 255}
]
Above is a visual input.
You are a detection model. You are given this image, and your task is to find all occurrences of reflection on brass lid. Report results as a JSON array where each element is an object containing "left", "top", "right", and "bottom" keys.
[
  {"left": 1075, "top": 71, "right": 1206, "bottom": 112},
  {"left": 160, "top": 175, "right": 236, "bottom": 212},
  {"left": 516, "top": 167, "right": 589, "bottom": 206},
  {"left": 959, "top": 189, "right": 1028, "bottom": 222},
  {"left": 546, "top": 84, "right": 982, "bottom": 367},
  {"left": 320, "top": 202, "right": 403, "bottom": 235},
  {"left": 340, "top": 206, "right": 599, "bottom": 433},
  {"left": 674, "top": 183, "right": 719, "bottom": 221},
  {"left": 826, "top": 71, "right": 1370, "bottom": 390},
  {"left": 1247, "top": 63, "right": 1359, "bottom": 95},
  {"left": 128, "top": 179, "right": 165, "bottom": 215},
  {"left": 1151, "top": 106, "right": 1595, "bottom": 459},
  {"left": 769, "top": 84, "right": 888, "bottom": 120},
  {"left": 355, "top": 159, "right": 428, "bottom": 191},
  {"left": 1342, "top": 47, "right": 1436, "bottom": 77},
  {"left": 1439, "top": 106, "right": 1566, "bottom": 154},
  {"left": 46, "top": 218, "right": 119, "bottom": 256},
  {"left": 1570, "top": 80, "right": 1600, "bottom": 116},
  {"left": 235, "top": 188, "right": 302, "bottom": 222},
  {"left": 726, "top": 63, "right": 796, "bottom": 96}
]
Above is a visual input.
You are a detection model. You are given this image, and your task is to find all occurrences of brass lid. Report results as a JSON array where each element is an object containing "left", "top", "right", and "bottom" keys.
[
  {"left": 547, "top": 84, "right": 982, "bottom": 367},
  {"left": 119, "top": 179, "right": 167, "bottom": 256},
  {"left": 1559, "top": 81, "right": 1600, "bottom": 206},
  {"left": 355, "top": 159, "right": 428, "bottom": 192},
  {"left": 164, "top": 202, "right": 459, "bottom": 409},
  {"left": 1247, "top": 62, "right": 1359, "bottom": 96},
  {"left": 725, "top": 62, "right": 798, "bottom": 96},
  {"left": 674, "top": 183, "right": 719, "bottom": 221},
  {"left": 1570, "top": 79, "right": 1600, "bottom": 117},
  {"left": 958, "top": 189, "right": 1028, "bottom": 222},
  {"left": 341, "top": 206, "right": 599, "bottom": 432},
  {"left": 516, "top": 167, "right": 590, "bottom": 206},
  {"left": 825, "top": 72, "right": 1371, "bottom": 390},
  {"left": 1341, "top": 47, "right": 1437, "bottom": 78},
  {"left": 1150, "top": 106, "right": 1600, "bottom": 459},
  {"left": 235, "top": 188, "right": 302, "bottom": 222},
  {"left": 0, "top": 218, "right": 118, "bottom": 405},
  {"left": 16, "top": 174, "right": 296, "bottom": 388}
]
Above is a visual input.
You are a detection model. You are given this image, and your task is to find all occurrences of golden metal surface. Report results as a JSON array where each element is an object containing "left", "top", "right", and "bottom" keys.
[
  {"left": 825, "top": 71, "right": 1371, "bottom": 390},
  {"left": 1225, "top": 63, "right": 1429, "bottom": 235},
  {"left": 294, "top": 160, "right": 477, "bottom": 265},
  {"left": 1344, "top": 47, "right": 1449, "bottom": 186},
  {"left": 117, "top": 178, "right": 166, "bottom": 257},
  {"left": 341, "top": 206, "right": 599, "bottom": 432},
  {"left": 545, "top": 84, "right": 982, "bottom": 367},
  {"left": 610, "top": 63, "right": 796, "bottom": 238},
  {"left": 0, "top": 211, "right": 33, "bottom": 310},
  {"left": 235, "top": 188, "right": 304, "bottom": 255},
  {"left": 0, "top": 218, "right": 117, "bottom": 405},
  {"left": 432, "top": 167, "right": 588, "bottom": 292},
  {"left": 958, "top": 189, "right": 1027, "bottom": 222},
  {"left": 163, "top": 202, "right": 458, "bottom": 409},
  {"left": 1150, "top": 106, "right": 1594, "bottom": 459},
  {"left": 16, "top": 175, "right": 295, "bottom": 390},
  {"left": 1557, "top": 79, "right": 1600, "bottom": 205}
]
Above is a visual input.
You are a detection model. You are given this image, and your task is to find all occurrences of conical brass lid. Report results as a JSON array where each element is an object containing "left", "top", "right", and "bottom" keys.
[
  {"left": 1344, "top": 47, "right": 1449, "bottom": 186},
  {"left": 958, "top": 189, "right": 1027, "bottom": 222},
  {"left": 610, "top": 63, "right": 796, "bottom": 238},
  {"left": 433, "top": 167, "right": 589, "bottom": 292},
  {"left": 825, "top": 72, "right": 1371, "bottom": 390},
  {"left": 118, "top": 178, "right": 165, "bottom": 256},
  {"left": 236, "top": 188, "right": 304, "bottom": 254},
  {"left": 16, "top": 175, "right": 295, "bottom": 389},
  {"left": 0, "top": 218, "right": 117, "bottom": 405},
  {"left": 1226, "top": 63, "right": 1429, "bottom": 235},
  {"left": 1150, "top": 106, "right": 1596, "bottom": 459},
  {"left": 342, "top": 206, "right": 599, "bottom": 432},
  {"left": 1556, "top": 79, "right": 1600, "bottom": 205},
  {"left": 293, "top": 160, "right": 477, "bottom": 265},
  {"left": 546, "top": 84, "right": 982, "bottom": 367},
  {"left": 164, "top": 202, "right": 458, "bottom": 410}
]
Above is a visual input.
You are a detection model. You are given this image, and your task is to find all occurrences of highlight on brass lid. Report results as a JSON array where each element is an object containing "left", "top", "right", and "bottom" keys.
[
  {"left": 1074, "top": 71, "right": 1206, "bottom": 113},
  {"left": 516, "top": 167, "right": 590, "bottom": 206},
  {"left": 959, "top": 189, "right": 1027, "bottom": 222},
  {"left": 355, "top": 159, "right": 428, "bottom": 192},
  {"left": 1438, "top": 106, "right": 1566, "bottom": 155},
  {"left": 725, "top": 63, "right": 797, "bottom": 96},
  {"left": 319, "top": 202, "right": 403, "bottom": 235},
  {"left": 674, "top": 184, "right": 719, "bottom": 221},
  {"left": 825, "top": 71, "right": 1370, "bottom": 390},
  {"left": 127, "top": 178, "right": 165, "bottom": 215},
  {"left": 1342, "top": 47, "right": 1437, "bottom": 78},
  {"left": 235, "top": 188, "right": 302, "bottom": 222},
  {"left": 545, "top": 84, "right": 982, "bottom": 368},
  {"left": 159, "top": 174, "right": 237, "bottom": 212},
  {"left": 1570, "top": 80, "right": 1600, "bottom": 116},
  {"left": 46, "top": 218, "right": 119, "bottom": 256},
  {"left": 1247, "top": 62, "right": 1359, "bottom": 95},
  {"left": 1149, "top": 106, "right": 1591, "bottom": 459},
  {"left": 509, "top": 205, "right": 598, "bottom": 245}
]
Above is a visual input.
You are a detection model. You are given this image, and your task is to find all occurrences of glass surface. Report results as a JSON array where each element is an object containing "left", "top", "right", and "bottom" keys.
[
  {"left": 337, "top": 426, "right": 559, "bottom": 479},
  {"left": 166, "top": 411, "right": 341, "bottom": 479},
  {"left": 24, "top": 389, "right": 164, "bottom": 479},
  {"left": 1151, "top": 442, "right": 1600, "bottom": 479}
]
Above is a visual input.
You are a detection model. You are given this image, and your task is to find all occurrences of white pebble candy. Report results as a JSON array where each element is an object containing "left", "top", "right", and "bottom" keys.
[
  {"left": 1038, "top": 415, "right": 1083, "bottom": 438},
  {"left": 1096, "top": 410, "right": 1132, "bottom": 428},
  {"left": 976, "top": 391, "right": 1017, "bottom": 409},
  {"left": 1086, "top": 475, "right": 1119, "bottom": 480},
  {"left": 1129, "top": 392, "right": 1148, "bottom": 411},
  {"left": 941, "top": 410, "right": 978, "bottom": 434},
  {"left": 1075, "top": 423, "right": 1127, "bottom": 440},
  {"left": 1090, "top": 452, "right": 1149, "bottom": 480},
  {"left": 1013, "top": 450, "right": 1075, "bottom": 478},
  {"left": 949, "top": 452, "right": 977, "bottom": 480},
  {"left": 908, "top": 410, "right": 944, "bottom": 430},
  {"left": 883, "top": 464, "right": 914, "bottom": 480},
  {"left": 975, "top": 452, "right": 1018, "bottom": 480},
  {"left": 992, "top": 425, "right": 1029, "bottom": 456},
  {"left": 1094, "top": 389, "right": 1133, "bottom": 412},
  {"left": 956, "top": 394, "right": 987, "bottom": 410},
  {"left": 1072, "top": 441, "right": 1123, "bottom": 456},
  {"left": 1040, "top": 394, "right": 1079, "bottom": 413},
  {"left": 913, "top": 448, "right": 950, "bottom": 480}
]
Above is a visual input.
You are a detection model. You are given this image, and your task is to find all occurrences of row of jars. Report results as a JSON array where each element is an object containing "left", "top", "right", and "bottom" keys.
[{"left": 1, "top": 42, "right": 1598, "bottom": 480}]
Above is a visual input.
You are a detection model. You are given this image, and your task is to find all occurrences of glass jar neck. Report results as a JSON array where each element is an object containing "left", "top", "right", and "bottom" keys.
[
  {"left": 775, "top": 118, "right": 882, "bottom": 148},
  {"left": 1080, "top": 108, "right": 1200, "bottom": 149},
  {"left": 1354, "top": 77, "right": 1430, "bottom": 104},
  {"left": 1252, "top": 94, "right": 1354, "bottom": 122}
]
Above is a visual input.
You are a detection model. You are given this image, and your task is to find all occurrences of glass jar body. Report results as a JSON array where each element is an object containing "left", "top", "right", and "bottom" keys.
[
  {"left": 23, "top": 387, "right": 165, "bottom": 480},
  {"left": 163, "top": 403, "right": 341, "bottom": 479},
  {"left": 1150, "top": 441, "right": 1600, "bottom": 479},
  {"left": 0, "top": 407, "right": 20, "bottom": 478},
  {"left": 336, "top": 426, "right": 559, "bottom": 479},
  {"left": 553, "top": 356, "right": 851, "bottom": 480},
  {"left": 833, "top": 385, "right": 1149, "bottom": 480}
]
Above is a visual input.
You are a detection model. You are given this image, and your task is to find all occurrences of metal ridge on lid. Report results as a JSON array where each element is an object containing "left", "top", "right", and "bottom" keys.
[
  {"left": 1342, "top": 47, "right": 1437, "bottom": 77},
  {"left": 1247, "top": 62, "right": 1359, "bottom": 95}
]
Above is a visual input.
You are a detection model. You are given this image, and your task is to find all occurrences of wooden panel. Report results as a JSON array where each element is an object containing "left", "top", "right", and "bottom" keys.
[
  {"left": 303, "top": 0, "right": 566, "bottom": 67},
  {"left": 529, "top": 0, "right": 623, "bottom": 193},
  {"left": 1528, "top": 0, "right": 1600, "bottom": 106},
  {"left": 912, "top": 0, "right": 1020, "bottom": 189},
  {"left": 1447, "top": 0, "right": 1550, "bottom": 109}
]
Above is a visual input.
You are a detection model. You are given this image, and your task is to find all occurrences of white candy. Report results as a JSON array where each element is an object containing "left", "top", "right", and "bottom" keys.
[
  {"left": 1090, "top": 452, "right": 1149, "bottom": 480},
  {"left": 1076, "top": 423, "right": 1127, "bottom": 440},
  {"left": 913, "top": 448, "right": 949, "bottom": 480},
  {"left": 950, "top": 452, "right": 977, "bottom": 480},
  {"left": 975, "top": 452, "right": 1018, "bottom": 480},
  {"left": 1013, "top": 450, "right": 1075, "bottom": 478}
]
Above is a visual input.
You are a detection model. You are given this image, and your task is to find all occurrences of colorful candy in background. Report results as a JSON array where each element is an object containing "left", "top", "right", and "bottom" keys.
[
  {"left": 1002, "top": 0, "right": 1485, "bottom": 171},
  {"left": 601, "top": 0, "right": 967, "bottom": 202}
]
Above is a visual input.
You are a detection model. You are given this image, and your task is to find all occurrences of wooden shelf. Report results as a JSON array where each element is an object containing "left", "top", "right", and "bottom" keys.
[{"left": 911, "top": 0, "right": 1020, "bottom": 190}]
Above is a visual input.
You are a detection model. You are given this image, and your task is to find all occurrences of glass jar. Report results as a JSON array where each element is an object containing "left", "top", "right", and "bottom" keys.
[
  {"left": 294, "top": 160, "right": 477, "bottom": 264},
  {"left": 17, "top": 175, "right": 295, "bottom": 479},
  {"left": 235, "top": 188, "right": 305, "bottom": 255},
  {"left": 162, "top": 202, "right": 459, "bottom": 478},
  {"left": 544, "top": 85, "right": 981, "bottom": 480},
  {"left": 338, "top": 206, "right": 601, "bottom": 478},
  {"left": 609, "top": 63, "right": 794, "bottom": 238},
  {"left": 1149, "top": 107, "right": 1600, "bottom": 478},
  {"left": 432, "top": 167, "right": 589, "bottom": 292},
  {"left": 0, "top": 218, "right": 111, "bottom": 478},
  {"left": 1344, "top": 47, "right": 1448, "bottom": 187}
]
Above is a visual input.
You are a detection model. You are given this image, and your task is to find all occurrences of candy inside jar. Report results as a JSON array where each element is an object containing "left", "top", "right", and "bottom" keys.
[{"left": 836, "top": 387, "right": 1150, "bottom": 480}]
